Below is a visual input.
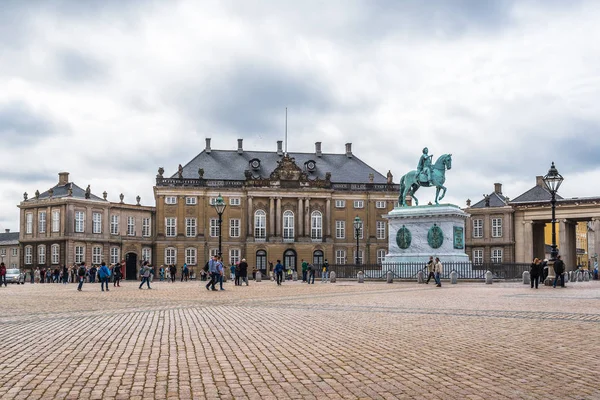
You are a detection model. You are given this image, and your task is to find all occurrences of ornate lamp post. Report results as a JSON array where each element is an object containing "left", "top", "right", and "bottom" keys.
[
  {"left": 542, "top": 162, "right": 564, "bottom": 262},
  {"left": 353, "top": 216, "right": 362, "bottom": 265},
  {"left": 212, "top": 194, "right": 227, "bottom": 257}
]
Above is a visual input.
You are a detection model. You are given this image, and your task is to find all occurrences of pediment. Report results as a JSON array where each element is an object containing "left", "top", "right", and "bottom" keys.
[{"left": 270, "top": 155, "right": 308, "bottom": 181}]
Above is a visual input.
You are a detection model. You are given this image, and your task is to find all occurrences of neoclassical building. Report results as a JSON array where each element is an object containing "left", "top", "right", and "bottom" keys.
[
  {"left": 153, "top": 139, "right": 399, "bottom": 271},
  {"left": 0, "top": 229, "right": 19, "bottom": 269}
]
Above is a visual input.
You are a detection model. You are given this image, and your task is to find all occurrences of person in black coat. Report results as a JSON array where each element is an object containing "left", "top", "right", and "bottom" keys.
[
  {"left": 553, "top": 255, "right": 566, "bottom": 288},
  {"left": 238, "top": 259, "right": 249, "bottom": 286},
  {"left": 530, "top": 258, "right": 542, "bottom": 289}
]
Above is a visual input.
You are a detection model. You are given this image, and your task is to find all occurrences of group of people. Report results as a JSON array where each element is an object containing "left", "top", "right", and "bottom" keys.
[
  {"left": 24, "top": 262, "right": 124, "bottom": 287},
  {"left": 300, "top": 259, "right": 330, "bottom": 284},
  {"left": 529, "top": 255, "right": 565, "bottom": 289},
  {"left": 425, "top": 256, "right": 443, "bottom": 287},
  {"left": 157, "top": 264, "right": 191, "bottom": 282},
  {"left": 75, "top": 261, "right": 123, "bottom": 291}
]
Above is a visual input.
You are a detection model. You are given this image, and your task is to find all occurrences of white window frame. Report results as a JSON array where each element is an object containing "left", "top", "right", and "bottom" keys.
[
  {"left": 473, "top": 219, "right": 483, "bottom": 238},
  {"left": 375, "top": 201, "right": 386, "bottom": 209},
  {"left": 230, "top": 197, "right": 241, "bottom": 206},
  {"left": 311, "top": 211, "right": 322, "bottom": 240},
  {"left": 491, "top": 248, "right": 503, "bottom": 264},
  {"left": 209, "top": 197, "right": 218, "bottom": 205},
  {"left": 229, "top": 218, "right": 240, "bottom": 238},
  {"left": 51, "top": 244, "right": 59, "bottom": 264},
  {"left": 492, "top": 218, "right": 502, "bottom": 238},
  {"left": 335, "top": 220, "right": 345, "bottom": 239},
  {"left": 185, "top": 197, "right": 197, "bottom": 205},
  {"left": 335, "top": 249, "right": 346, "bottom": 265},
  {"left": 165, "top": 196, "right": 177, "bottom": 205},
  {"left": 165, "top": 247, "right": 177, "bottom": 265},
  {"left": 127, "top": 216, "right": 135, "bottom": 236},
  {"left": 254, "top": 210, "right": 266, "bottom": 239},
  {"left": 52, "top": 210, "right": 60, "bottom": 232},
  {"left": 210, "top": 248, "right": 219, "bottom": 257},
  {"left": 473, "top": 249, "right": 483, "bottom": 264},
  {"left": 142, "top": 218, "right": 151, "bottom": 237},
  {"left": 335, "top": 200, "right": 346, "bottom": 208},
  {"left": 142, "top": 247, "right": 152, "bottom": 264},
  {"left": 283, "top": 210, "right": 294, "bottom": 240},
  {"left": 353, "top": 200, "right": 364, "bottom": 209},
  {"left": 75, "top": 211, "right": 85, "bottom": 233},
  {"left": 75, "top": 245, "right": 85, "bottom": 264},
  {"left": 210, "top": 218, "right": 220, "bottom": 238},
  {"left": 110, "top": 215, "right": 119, "bottom": 235},
  {"left": 110, "top": 247, "right": 120, "bottom": 264},
  {"left": 25, "top": 246, "right": 32, "bottom": 264},
  {"left": 11, "top": 248, "right": 18, "bottom": 257},
  {"left": 38, "top": 245, "right": 46, "bottom": 264},
  {"left": 92, "top": 212, "right": 102, "bottom": 234},
  {"left": 186, "top": 218, "right": 197, "bottom": 237},
  {"left": 166, "top": 217, "right": 177, "bottom": 237},
  {"left": 185, "top": 247, "right": 197, "bottom": 265},
  {"left": 230, "top": 248, "right": 240, "bottom": 265},
  {"left": 377, "top": 249, "right": 386, "bottom": 265},
  {"left": 92, "top": 246, "right": 102, "bottom": 265},
  {"left": 26, "top": 213, "right": 33, "bottom": 234},
  {"left": 376, "top": 221, "right": 386, "bottom": 240},
  {"left": 38, "top": 211, "right": 46, "bottom": 233}
]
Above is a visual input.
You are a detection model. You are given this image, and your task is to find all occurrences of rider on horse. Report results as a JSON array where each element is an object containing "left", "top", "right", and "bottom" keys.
[{"left": 416, "top": 147, "right": 434, "bottom": 186}]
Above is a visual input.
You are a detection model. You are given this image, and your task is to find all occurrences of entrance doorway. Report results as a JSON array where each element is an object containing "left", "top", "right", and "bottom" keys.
[
  {"left": 313, "top": 250, "right": 324, "bottom": 268},
  {"left": 125, "top": 253, "right": 138, "bottom": 280},
  {"left": 283, "top": 249, "right": 297, "bottom": 271}
]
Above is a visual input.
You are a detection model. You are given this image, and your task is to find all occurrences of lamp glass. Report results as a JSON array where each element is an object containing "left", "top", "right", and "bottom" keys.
[{"left": 214, "top": 194, "right": 226, "bottom": 214}]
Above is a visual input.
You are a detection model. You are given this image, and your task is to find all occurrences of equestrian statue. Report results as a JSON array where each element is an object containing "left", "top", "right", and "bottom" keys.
[{"left": 399, "top": 147, "right": 452, "bottom": 206}]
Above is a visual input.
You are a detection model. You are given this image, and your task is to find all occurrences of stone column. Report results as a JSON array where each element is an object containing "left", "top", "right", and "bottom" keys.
[
  {"left": 276, "top": 197, "right": 282, "bottom": 236},
  {"left": 532, "top": 222, "right": 546, "bottom": 261},
  {"left": 325, "top": 198, "right": 331, "bottom": 237},
  {"left": 305, "top": 198, "right": 311, "bottom": 238},
  {"left": 523, "top": 221, "right": 533, "bottom": 264},
  {"left": 559, "top": 219, "right": 576, "bottom": 270},
  {"left": 247, "top": 197, "right": 253, "bottom": 236},
  {"left": 269, "top": 198, "right": 275, "bottom": 237},
  {"left": 592, "top": 219, "right": 600, "bottom": 266},
  {"left": 298, "top": 198, "right": 304, "bottom": 237}
]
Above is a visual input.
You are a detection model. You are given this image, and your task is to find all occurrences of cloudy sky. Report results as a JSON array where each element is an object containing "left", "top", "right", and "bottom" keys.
[{"left": 2, "top": 0, "right": 600, "bottom": 231}]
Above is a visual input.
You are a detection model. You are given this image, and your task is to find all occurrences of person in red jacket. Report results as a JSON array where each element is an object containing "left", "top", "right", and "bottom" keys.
[{"left": 0, "top": 262, "right": 6, "bottom": 287}]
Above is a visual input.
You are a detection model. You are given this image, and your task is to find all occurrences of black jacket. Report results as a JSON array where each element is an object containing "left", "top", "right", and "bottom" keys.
[
  {"left": 554, "top": 259, "right": 565, "bottom": 274},
  {"left": 238, "top": 262, "right": 248, "bottom": 277},
  {"left": 530, "top": 262, "right": 541, "bottom": 277}
]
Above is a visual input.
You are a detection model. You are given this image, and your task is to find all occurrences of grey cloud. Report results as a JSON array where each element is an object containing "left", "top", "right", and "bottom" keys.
[
  {"left": 0, "top": 102, "right": 68, "bottom": 145},
  {"left": 55, "top": 49, "right": 108, "bottom": 83}
]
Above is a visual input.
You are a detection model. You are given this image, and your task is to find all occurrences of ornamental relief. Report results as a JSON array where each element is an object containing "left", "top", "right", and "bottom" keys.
[
  {"left": 253, "top": 202, "right": 268, "bottom": 213},
  {"left": 185, "top": 208, "right": 196, "bottom": 216},
  {"left": 282, "top": 202, "right": 297, "bottom": 212},
  {"left": 310, "top": 203, "right": 325, "bottom": 213}
]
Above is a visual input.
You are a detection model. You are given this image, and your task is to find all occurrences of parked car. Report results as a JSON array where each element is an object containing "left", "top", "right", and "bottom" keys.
[{"left": 5, "top": 269, "right": 25, "bottom": 284}]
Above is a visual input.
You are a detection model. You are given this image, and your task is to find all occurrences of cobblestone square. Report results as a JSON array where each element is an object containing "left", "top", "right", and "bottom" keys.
[{"left": 1, "top": 279, "right": 598, "bottom": 399}]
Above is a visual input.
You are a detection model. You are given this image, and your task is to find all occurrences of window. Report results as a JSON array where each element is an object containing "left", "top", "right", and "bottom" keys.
[
  {"left": 166, "top": 218, "right": 176, "bottom": 237},
  {"left": 354, "top": 224, "right": 363, "bottom": 240},
  {"left": 230, "top": 219, "right": 240, "bottom": 238},
  {"left": 0, "top": 249, "right": 4, "bottom": 256},
  {"left": 110, "top": 247, "right": 120, "bottom": 264},
  {"left": 92, "top": 212, "right": 102, "bottom": 234},
  {"left": 376, "top": 221, "right": 386, "bottom": 240},
  {"left": 185, "top": 197, "right": 197, "bottom": 205},
  {"left": 283, "top": 211, "right": 294, "bottom": 240},
  {"left": 336, "top": 249, "right": 346, "bottom": 265},
  {"left": 75, "top": 245, "right": 85, "bottom": 264},
  {"left": 377, "top": 249, "right": 386, "bottom": 265},
  {"left": 230, "top": 198, "right": 241, "bottom": 206},
  {"left": 165, "top": 196, "right": 177, "bottom": 205},
  {"left": 75, "top": 211, "right": 85, "bottom": 233},
  {"left": 353, "top": 200, "right": 364, "bottom": 209},
  {"left": 473, "top": 219, "right": 483, "bottom": 238},
  {"left": 127, "top": 216, "right": 135, "bottom": 236},
  {"left": 25, "top": 246, "right": 32, "bottom": 264},
  {"left": 313, "top": 250, "right": 324, "bottom": 267},
  {"left": 210, "top": 248, "right": 219, "bottom": 257},
  {"left": 142, "top": 218, "right": 151, "bottom": 237},
  {"left": 335, "top": 221, "right": 345, "bottom": 239},
  {"left": 142, "top": 248, "right": 152, "bottom": 264},
  {"left": 492, "top": 218, "right": 502, "bottom": 238},
  {"left": 209, "top": 197, "right": 218, "bottom": 205},
  {"left": 491, "top": 248, "right": 503, "bottom": 263},
  {"left": 210, "top": 219, "right": 220, "bottom": 237},
  {"left": 335, "top": 200, "right": 345, "bottom": 208},
  {"left": 38, "top": 245, "right": 46, "bottom": 264},
  {"left": 473, "top": 249, "right": 483, "bottom": 264},
  {"left": 110, "top": 215, "right": 119, "bottom": 235},
  {"left": 256, "top": 250, "right": 267, "bottom": 270},
  {"left": 353, "top": 249, "right": 364, "bottom": 264},
  {"left": 165, "top": 247, "right": 177, "bottom": 265},
  {"left": 52, "top": 210, "right": 60, "bottom": 232},
  {"left": 185, "top": 248, "right": 197, "bottom": 265},
  {"left": 51, "top": 244, "right": 60, "bottom": 264},
  {"left": 186, "top": 218, "right": 197, "bottom": 237},
  {"left": 92, "top": 246, "right": 102, "bottom": 264},
  {"left": 254, "top": 210, "right": 266, "bottom": 239},
  {"left": 26, "top": 213, "right": 33, "bottom": 234},
  {"left": 375, "top": 201, "right": 386, "bottom": 209},
  {"left": 38, "top": 212, "right": 46, "bottom": 233},
  {"left": 11, "top": 248, "right": 18, "bottom": 257},
  {"left": 230, "top": 249, "right": 240, "bottom": 265},
  {"left": 311, "top": 211, "right": 322, "bottom": 239}
]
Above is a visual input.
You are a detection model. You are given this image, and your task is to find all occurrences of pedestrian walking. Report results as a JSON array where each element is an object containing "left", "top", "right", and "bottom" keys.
[
  {"left": 230, "top": 262, "right": 236, "bottom": 282},
  {"left": 307, "top": 263, "right": 315, "bottom": 284},
  {"left": 205, "top": 255, "right": 218, "bottom": 291},
  {"left": 238, "top": 258, "right": 249, "bottom": 286},
  {"left": 301, "top": 259, "right": 308, "bottom": 282},
  {"left": 170, "top": 265, "right": 177, "bottom": 283},
  {"left": 159, "top": 265, "right": 165, "bottom": 282},
  {"left": 553, "top": 255, "right": 566, "bottom": 288},
  {"left": 89, "top": 265, "right": 97, "bottom": 283},
  {"left": 434, "top": 257, "right": 443, "bottom": 287},
  {"left": 0, "top": 262, "right": 6, "bottom": 287},
  {"left": 530, "top": 258, "right": 542, "bottom": 289},
  {"left": 321, "top": 259, "right": 329, "bottom": 283},
  {"left": 275, "top": 260, "right": 284, "bottom": 286},
  {"left": 113, "top": 263, "right": 122, "bottom": 287},
  {"left": 139, "top": 261, "right": 152, "bottom": 289},
  {"left": 181, "top": 263, "right": 189, "bottom": 282},
  {"left": 98, "top": 262, "right": 111, "bottom": 292},
  {"left": 425, "top": 256, "right": 436, "bottom": 284},
  {"left": 217, "top": 257, "right": 225, "bottom": 290},
  {"left": 34, "top": 268, "right": 40, "bottom": 283},
  {"left": 77, "top": 262, "right": 87, "bottom": 291},
  {"left": 62, "top": 265, "right": 68, "bottom": 284}
]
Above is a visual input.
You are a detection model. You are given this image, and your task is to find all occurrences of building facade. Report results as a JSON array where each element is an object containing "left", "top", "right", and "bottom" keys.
[{"left": 0, "top": 229, "right": 20, "bottom": 269}]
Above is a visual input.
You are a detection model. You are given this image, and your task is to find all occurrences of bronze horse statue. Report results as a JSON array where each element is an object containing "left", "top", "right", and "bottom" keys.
[{"left": 399, "top": 154, "right": 452, "bottom": 206}]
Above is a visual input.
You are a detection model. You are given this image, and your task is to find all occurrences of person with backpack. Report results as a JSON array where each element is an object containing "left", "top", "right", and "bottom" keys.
[
  {"left": 77, "top": 262, "right": 87, "bottom": 291},
  {"left": 113, "top": 263, "right": 122, "bottom": 287},
  {"left": 275, "top": 260, "right": 284, "bottom": 286},
  {"left": 98, "top": 262, "right": 111, "bottom": 292},
  {"left": 553, "top": 255, "right": 566, "bottom": 288},
  {"left": 139, "top": 261, "right": 152, "bottom": 290},
  {"left": 301, "top": 259, "right": 308, "bottom": 282},
  {"left": 307, "top": 263, "right": 315, "bottom": 284},
  {"left": 169, "top": 265, "right": 176, "bottom": 283}
]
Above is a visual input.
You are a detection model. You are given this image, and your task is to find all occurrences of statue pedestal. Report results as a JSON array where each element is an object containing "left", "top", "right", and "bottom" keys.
[{"left": 383, "top": 204, "right": 470, "bottom": 264}]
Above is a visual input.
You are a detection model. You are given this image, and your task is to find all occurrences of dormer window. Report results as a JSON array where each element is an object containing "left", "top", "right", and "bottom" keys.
[
  {"left": 249, "top": 158, "right": 261, "bottom": 170},
  {"left": 305, "top": 160, "right": 316, "bottom": 172}
]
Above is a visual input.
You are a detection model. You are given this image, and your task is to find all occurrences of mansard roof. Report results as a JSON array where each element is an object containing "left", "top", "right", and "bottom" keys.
[
  {"left": 470, "top": 192, "right": 509, "bottom": 208},
  {"left": 510, "top": 185, "right": 563, "bottom": 204},
  {"left": 173, "top": 150, "right": 389, "bottom": 184},
  {"left": 0, "top": 231, "right": 19, "bottom": 244},
  {"left": 31, "top": 182, "right": 105, "bottom": 202}
]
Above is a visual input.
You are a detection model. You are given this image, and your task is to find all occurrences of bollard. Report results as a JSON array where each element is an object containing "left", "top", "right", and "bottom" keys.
[
  {"left": 584, "top": 272, "right": 590, "bottom": 282},
  {"left": 565, "top": 273, "right": 569, "bottom": 283},
  {"left": 450, "top": 270, "right": 458, "bottom": 284},
  {"left": 292, "top": 271, "right": 298, "bottom": 281},
  {"left": 386, "top": 270, "right": 393, "bottom": 283},
  {"left": 417, "top": 270, "right": 424, "bottom": 284},
  {"left": 485, "top": 270, "right": 493, "bottom": 284},
  {"left": 255, "top": 271, "right": 261, "bottom": 283},
  {"left": 522, "top": 271, "right": 530, "bottom": 285},
  {"left": 358, "top": 271, "right": 364, "bottom": 283},
  {"left": 329, "top": 271, "right": 336, "bottom": 283},
  {"left": 577, "top": 272, "right": 582, "bottom": 282},
  {"left": 568, "top": 271, "right": 574, "bottom": 282}
]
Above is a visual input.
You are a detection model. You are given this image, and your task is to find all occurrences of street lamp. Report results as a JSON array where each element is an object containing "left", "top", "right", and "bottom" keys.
[
  {"left": 542, "top": 162, "right": 564, "bottom": 261},
  {"left": 353, "top": 216, "right": 362, "bottom": 265},
  {"left": 212, "top": 194, "right": 227, "bottom": 257}
]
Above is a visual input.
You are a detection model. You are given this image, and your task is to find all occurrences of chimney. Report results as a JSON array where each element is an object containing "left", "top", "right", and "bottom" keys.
[
  {"left": 315, "top": 142, "right": 322, "bottom": 157},
  {"left": 205, "top": 138, "right": 211, "bottom": 154},
  {"left": 536, "top": 175, "right": 544, "bottom": 187},
  {"left": 5, "top": 229, "right": 9, "bottom": 233},
  {"left": 345, "top": 143, "right": 353, "bottom": 158},
  {"left": 277, "top": 140, "right": 283, "bottom": 156},
  {"left": 237, "top": 138, "right": 243, "bottom": 154},
  {"left": 58, "top": 172, "right": 69, "bottom": 186},
  {"left": 494, "top": 183, "right": 502, "bottom": 194}
]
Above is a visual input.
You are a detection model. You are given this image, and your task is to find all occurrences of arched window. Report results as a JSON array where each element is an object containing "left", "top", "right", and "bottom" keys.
[
  {"left": 38, "top": 245, "right": 46, "bottom": 265},
  {"left": 254, "top": 210, "right": 266, "bottom": 239},
  {"left": 283, "top": 210, "right": 294, "bottom": 240},
  {"left": 377, "top": 249, "right": 386, "bottom": 265},
  {"left": 311, "top": 211, "right": 322, "bottom": 239},
  {"left": 165, "top": 247, "right": 177, "bottom": 265},
  {"left": 256, "top": 250, "right": 267, "bottom": 271},
  {"left": 313, "top": 250, "right": 324, "bottom": 268},
  {"left": 284, "top": 249, "right": 297, "bottom": 270}
]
